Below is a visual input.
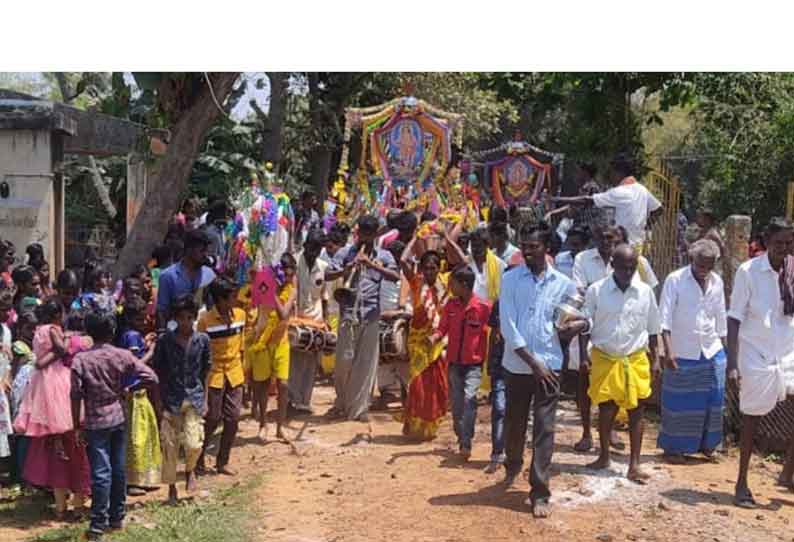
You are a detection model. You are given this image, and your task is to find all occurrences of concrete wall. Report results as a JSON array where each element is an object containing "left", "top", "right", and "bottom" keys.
[{"left": 0, "top": 129, "right": 56, "bottom": 268}]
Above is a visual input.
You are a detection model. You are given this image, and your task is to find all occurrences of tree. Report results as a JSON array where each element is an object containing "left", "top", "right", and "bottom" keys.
[{"left": 114, "top": 72, "right": 240, "bottom": 277}]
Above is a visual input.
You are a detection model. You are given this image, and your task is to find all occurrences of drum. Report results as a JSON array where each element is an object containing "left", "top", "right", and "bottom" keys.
[
  {"left": 288, "top": 318, "right": 338, "bottom": 354},
  {"left": 379, "top": 318, "right": 408, "bottom": 362},
  {"left": 322, "top": 331, "right": 337, "bottom": 355}
]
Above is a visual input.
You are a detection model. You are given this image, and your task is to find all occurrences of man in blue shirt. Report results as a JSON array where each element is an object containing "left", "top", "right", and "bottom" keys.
[
  {"left": 326, "top": 215, "right": 400, "bottom": 422},
  {"left": 499, "top": 222, "right": 580, "bottom": 519},
  {"left": 156, "top": 229, "right": 216, "bottom": 331}
]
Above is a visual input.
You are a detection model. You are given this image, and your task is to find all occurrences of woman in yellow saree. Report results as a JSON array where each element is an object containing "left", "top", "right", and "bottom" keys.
[{"left": 401, "top": 248, "right": 449, "bottom": 440}]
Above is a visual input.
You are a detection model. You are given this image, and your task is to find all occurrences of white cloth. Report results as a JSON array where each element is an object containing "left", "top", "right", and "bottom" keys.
[
  {"left": 572, "top": 248, "right": 658, "bottom": 291},
  {"left": 583, "top": 274, "right": 662, "bottom": 357},
  {"left": 380, "top": 277, "right": 402, "bottom": 311},
  {"left": 296, "top": 252, "right": 329, "bottom": 321},
  {"left": 320, "top": 248, "right": 343, "bottom": 318},
  {"left": 728, "top": 254, "right": 794, "bottom": 415},
  {"left": 554, "top": 251, "right": 575, "bottom": 279},
  {"left": 659, "top": 266, "right": 727, "bottom": 360},
  {"left": 556, "top": 217, "right": 574, "bottom": 243},
  {"left": 592, "top": 182, "right": 662, "bottom": 246},
  {"left": 469, "top": 255, "right": 507, "bottom": 301}
]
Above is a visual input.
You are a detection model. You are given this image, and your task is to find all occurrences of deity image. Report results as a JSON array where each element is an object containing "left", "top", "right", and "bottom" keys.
[
  {"left": 504, "top": 158, "right": 534, "bottom": 202},
  {"left": 387, "top": 119, "right": 424, "bottom": 183}
]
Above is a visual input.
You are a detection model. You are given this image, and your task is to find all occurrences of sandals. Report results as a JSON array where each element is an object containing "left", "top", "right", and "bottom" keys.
[
  {"left": 733, "top": 487, "right": 757, "bottom": 509},
  {"left": 573, "top": 437, "right": 593, "bottom": 453}
]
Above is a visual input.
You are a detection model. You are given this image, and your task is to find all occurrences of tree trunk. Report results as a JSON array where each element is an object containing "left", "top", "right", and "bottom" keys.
[
  {"left": 114, "top": 73, "right": 239, "bottom": 278},
  {"left": 262, "top": 72, "right": 288, "bottom": 170},
  {"left": 88, "top": 155, "right": 117, "bottom": 218}
]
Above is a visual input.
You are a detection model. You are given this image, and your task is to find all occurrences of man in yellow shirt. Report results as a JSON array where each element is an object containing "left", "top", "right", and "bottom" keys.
[{"left": 196, "top": 277, "right": 246, "bottom": 476}]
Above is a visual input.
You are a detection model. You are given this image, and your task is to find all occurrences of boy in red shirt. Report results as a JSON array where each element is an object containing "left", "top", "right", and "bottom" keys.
[{"left": 430, "top": 266, "right": 491, "bottom": 460}]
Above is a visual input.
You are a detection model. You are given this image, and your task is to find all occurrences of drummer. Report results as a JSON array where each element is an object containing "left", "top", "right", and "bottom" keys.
[{"left": 288, "top": 230, "right": 330, "bottom": 415}]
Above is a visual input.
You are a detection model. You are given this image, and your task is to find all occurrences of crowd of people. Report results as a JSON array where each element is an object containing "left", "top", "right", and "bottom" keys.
[{"left": 1, "top": 153, "right": 793, "bottom": 538}]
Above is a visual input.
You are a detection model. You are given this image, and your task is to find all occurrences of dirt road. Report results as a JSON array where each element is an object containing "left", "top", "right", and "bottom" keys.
[{"left": 3, "top": 383, "right": 793, "bottom": 542}]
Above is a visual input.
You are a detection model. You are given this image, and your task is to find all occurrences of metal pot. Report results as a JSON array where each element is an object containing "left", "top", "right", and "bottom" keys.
[{"left": 553, "top": 293, "right": 585, "bottom": 329}]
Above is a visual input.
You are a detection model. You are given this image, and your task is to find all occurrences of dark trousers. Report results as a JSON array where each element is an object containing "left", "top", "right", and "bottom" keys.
[
  {"left": 201, "top": 381, "right": 242, "bottom": 468},
  {"left": 504, "top": 370, "right": 559, "bottom": 504},
  {"left": 85, "top": 424, "right": 127, "bottom": 534}
]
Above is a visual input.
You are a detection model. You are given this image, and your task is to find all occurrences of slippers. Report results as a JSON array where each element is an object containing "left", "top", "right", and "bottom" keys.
[{"left": 733, "top": 487, "right": 757, "bottom": 509}]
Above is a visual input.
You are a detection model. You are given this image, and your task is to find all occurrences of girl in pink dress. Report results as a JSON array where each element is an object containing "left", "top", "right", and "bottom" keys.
[{"left": 14, "top": 300, "right": 92, "bottom": 519}]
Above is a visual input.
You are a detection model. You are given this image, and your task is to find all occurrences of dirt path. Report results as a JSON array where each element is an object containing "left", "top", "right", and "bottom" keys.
[
  {"left": 252, "top": 384, "right": 794, "bottom": 542},
  {"left": 3, "top": 383, "right": 793, "bottom": 542}
]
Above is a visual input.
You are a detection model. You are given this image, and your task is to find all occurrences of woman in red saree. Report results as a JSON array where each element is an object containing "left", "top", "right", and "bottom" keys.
[{"left": 400, "top": 247, "right": 449, "bottom": 440}]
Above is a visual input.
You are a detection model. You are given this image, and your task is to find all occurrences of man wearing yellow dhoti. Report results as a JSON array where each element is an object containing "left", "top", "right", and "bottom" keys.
[{"left": 580, "top": 244, "right": 661, "bottom": 484}]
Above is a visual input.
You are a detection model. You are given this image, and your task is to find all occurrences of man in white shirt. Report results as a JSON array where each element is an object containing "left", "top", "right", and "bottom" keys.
[
  {"left": 571, "top": 224, "right": 657, "bottom": 453},
  {"left": 657, "top": 239, "right": 727, "bottom": 461},
  {"left": 288, "top": 230, "right": 329, "bottom": 413},
  {"left": 554, "top": 226, "right": 590, "bottom": 280},
  {"left": 552, "top": 153, "right": 663, "bottom": 250},
  {"left": 579, "top": 244, "right": 661, "bottom": 483},
  {"left": 727, "top": 218, "right": 794, "bottom": 508},
  {"left": 488, "top": 221, "right": 521, "bottom": 267}
]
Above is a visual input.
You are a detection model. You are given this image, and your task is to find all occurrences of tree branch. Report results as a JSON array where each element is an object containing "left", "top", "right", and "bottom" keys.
[{"left": 88, "top": 155, "right": 118, "bottom": 219}]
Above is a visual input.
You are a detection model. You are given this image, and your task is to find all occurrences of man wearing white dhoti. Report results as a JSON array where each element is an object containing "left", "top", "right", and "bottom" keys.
[{"left": 727, "top": 218, "right": 794, "bottom": 508}]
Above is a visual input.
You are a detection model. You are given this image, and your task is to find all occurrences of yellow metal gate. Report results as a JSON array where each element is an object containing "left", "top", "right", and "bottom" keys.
[{"left": 643, "top": 161, "right": 682, "bottom": 284}]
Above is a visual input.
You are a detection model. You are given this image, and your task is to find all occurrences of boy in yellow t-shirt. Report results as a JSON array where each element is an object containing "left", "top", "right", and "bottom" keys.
[
  {"left": 250, "top": 254, "right": 297, "bottom": 441},
  {"left": 196, "top": 276, "right": 246, "bottom": 476}
]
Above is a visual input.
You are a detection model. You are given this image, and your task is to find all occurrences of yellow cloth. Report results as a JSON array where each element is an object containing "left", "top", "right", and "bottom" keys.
[
  {"left": 199, "top": 307, "right": 246, "bottom": 389},
  {"left": 258, "top": 284, "right": 294, "bottom": 347},
  {"left": 320, "top": 314, "right": 338, "bottom": 375},
  {"left": 126, "top": 390, "right": 161, "bottom": 486},
  {"left": 160, "top": 400, "right": 204, "bottom": 485},
  {"left": 252, "top": 340, "right": 290, "bottom": 382},
  {"left": 484, "top": 249, "right": 502, "bottom": 303},
  {"left": 588, "top": 348, "right": 651, "bottom": 411},
  {"left": 238, "top": 285, "right": 258, "bottom": 374}
]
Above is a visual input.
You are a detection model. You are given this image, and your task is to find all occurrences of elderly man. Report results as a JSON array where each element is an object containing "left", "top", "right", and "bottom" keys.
[
  {"left": 728, "top": 218, "right": 794, "bottom": 508},
  {"left": 499, "top": 223, "right": 578, "bottom": 518},
  {"left": 571, "top": 223, "right": 657, "bottom": 453},
  {"left": 657, "top": 239, "right": 727, "bottom": 462},
  {"left": 580, "top": 244, "right": 661, "bottom": 483}
]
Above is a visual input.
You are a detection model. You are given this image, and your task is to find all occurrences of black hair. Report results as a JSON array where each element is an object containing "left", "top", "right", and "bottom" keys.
[
  {"left": 34, "top": 296, "right": 63, "bottom": 325},
  {"left": 64, "top": 308, "right": 87, "bottom": 332},
  {"left": 31, "top": 258, "right": 48, "bottom": 274},
  {"left": 11, "top": 265, "right": 35, "bottom": 287},
  {"left": 610, "top": 151, "right": 635, "bottom": 177},
  {"left": 395, "top": 211, "right": 418, "bottom": 234},
  {"left": 123, "top": 296, "right": 148, "bottom": 322},
  {"left": 566, "top": 226, "right": 591, "bottom": 245},
  {"left": 469, "top": 228, "right": 490, "bottom": 247},
  {"left": 549, "top": 231, "right": 563, "bottom": 257},
  {"left": 166, "top": 238, "right": 184, "bottom": 262},
  {"left": 301, "top": 190, "right": 315, "bottom": 202},
  {"left": 490, "top": 206, "right": 508, "bottom": 224},
  {"left": 578, "top": 162, "right": 597, "bottom": 178},
  {"left": 171, "top": 294, "right": 198, "bottom": 318},
  {"left": 85, "top": 309, "right": 117, "bottom": 342},
  {"left": 152, "top": 244, "right": 173, "bottom": 268},
  {"left": 616, "top": 225, "right": 630, "bottom": 244},
  {"left": 26, "top": 243, "right": 45, "bottom": 265},
  {"left": 518, "top": 222, "right": 554, "bottom": 247},
  {"left": 207, "top": 199, "right": 228, "bottom": 223},
  {"left": 451, "top": 265, "right": 475, "bottom": 291},
  {"left": 420, "top": 211, "right": 437, "bottom": 223},
  {"left": 56, "top": 269, "right": 79, "bottom": 291},
  {"left": 328, "top": 227, "right": 348, "bottom": 246},
  {"left": 129, "top": 264, "right": 150, "bottom": 281},
  {"left": 184, "top": 229, "right": 212, "bottom": 250},
  {"left": 305, "top": 229, "right": 327, "bottom": 249},
  {"left": 0, "top": 289, "right": 12, "bottom": 310},
  {"left": 280, "top": 252, "right": 297, "bottom": 269},
  {"left": 457, "top": 231, "right": 471, "bottom": 252},
  {"left": 85, "top": 262, "right": 111, "bottom": 293},
  {"left": 357, "top": 215, "right": 380, "bottom": 234},
  {"left": 14, "top": 309, "right": 38, "bottom": 335},
  {"left": 209, "top": 276, "right": 237, "bottom": 301},
  {"left": 765, "top": 217, "right": 793, "bottom": 240},
  {"left": 488, "top": 221, "right": 509, "bottom": 237},
  {"left": 419, "top": 249, "right": 442, "bottom": 269},
  {"left": 387, "top": 240, "right": 406, "bottom": 262}
]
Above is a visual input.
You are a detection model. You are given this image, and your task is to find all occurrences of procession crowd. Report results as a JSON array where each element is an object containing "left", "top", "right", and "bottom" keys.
[{"left": 1, "top": 153, "right": 794, "bottom": 539}]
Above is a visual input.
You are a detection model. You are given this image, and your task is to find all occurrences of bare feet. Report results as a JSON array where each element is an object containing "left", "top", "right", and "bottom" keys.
[
  {"left": 734, "top": 485, "right": 757, "bottom": 508},
  {"left": 216, "top": 465, "right": 236, "bottom": 476},
  {"left": 586, "top": 456, "right": 611, "bottom": 470},
  {"left": 460, "top": 447, "right": 472, "bottom": 462},
  {"left": 532, "top": 500, "right": 552, "bottom": 518},
  {"left": 609, "top": 430, "right": 625, "bottom": 450},
  {"left": 185, "top": 472, "right": 197, "bottom": 493},
  {"left": 275, "top": 426, "right": 290, "bottom": 442},
  {"left": 627, "top": 466, "right": 651, "bottom": 484},
  {"left": 257, "top": 425, "right": 268, "bottom": 443},
  {"left": 573, "top": 436, "right": 593, "bottom": 453}
]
